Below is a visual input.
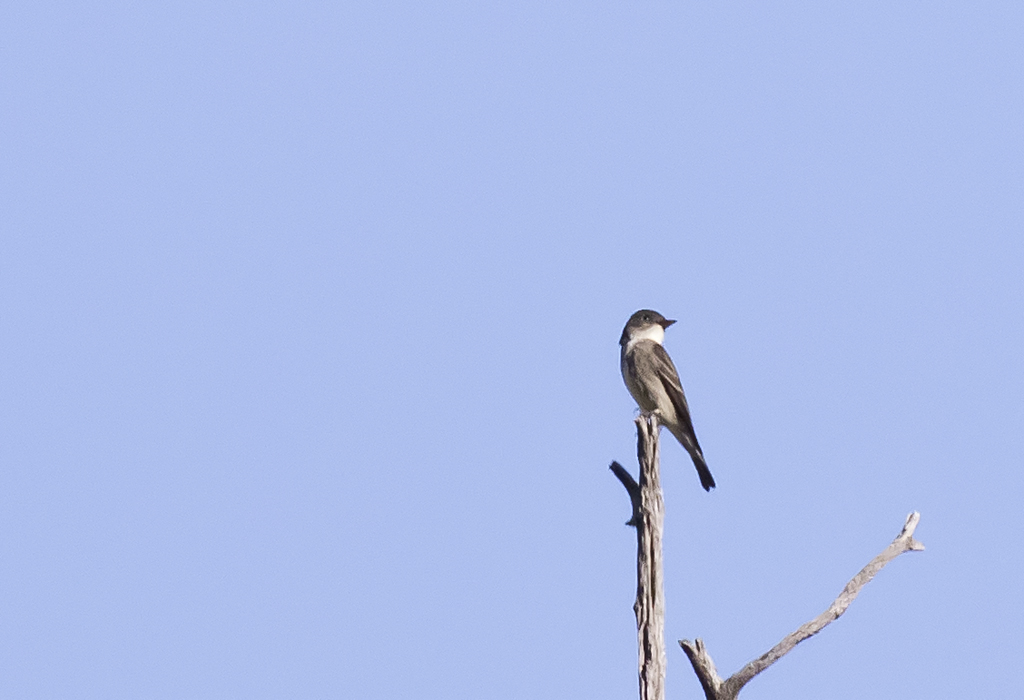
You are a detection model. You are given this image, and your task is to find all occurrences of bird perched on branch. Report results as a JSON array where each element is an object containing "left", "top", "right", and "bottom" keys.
[{"left": 620, "top": 309, "right": 716, "bottom": 491}]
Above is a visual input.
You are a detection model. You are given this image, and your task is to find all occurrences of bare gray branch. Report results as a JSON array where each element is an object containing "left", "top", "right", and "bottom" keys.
[
  {"left": 680, "top": 512, "right": 925, "bottom": 700},
  {"left": 612, "top": 414, "right": 667, "bottom": 700}
]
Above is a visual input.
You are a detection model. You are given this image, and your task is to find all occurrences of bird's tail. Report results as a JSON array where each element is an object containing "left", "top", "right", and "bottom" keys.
[
  {"left": 692, "top": 452, "right": 716, "bottom": 491},
  {"left": 666, "top": 423, "right": 717, "bottom": 491}
]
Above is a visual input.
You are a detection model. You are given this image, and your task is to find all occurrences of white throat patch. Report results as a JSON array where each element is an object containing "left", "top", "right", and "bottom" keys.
[{"left": 627, "top": 324, "right": 665, "bottom": 349}]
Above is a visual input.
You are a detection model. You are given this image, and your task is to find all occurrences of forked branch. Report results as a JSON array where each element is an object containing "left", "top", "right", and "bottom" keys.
[{"left": 679, "top": 512, "right": 925, "bottom": 700}]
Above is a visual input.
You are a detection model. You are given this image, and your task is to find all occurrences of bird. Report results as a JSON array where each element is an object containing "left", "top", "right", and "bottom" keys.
[{"left": 620, "top": 309, "right": 716, "bottom": 491}]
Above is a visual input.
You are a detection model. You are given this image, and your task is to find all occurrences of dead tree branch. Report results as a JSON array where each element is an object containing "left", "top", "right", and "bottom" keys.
[
  {"left": 610, "top": 413, "right": 666, "bottom": 700},
  {"left": 679, "top": 511, "right": 926, "bottom": 700}
]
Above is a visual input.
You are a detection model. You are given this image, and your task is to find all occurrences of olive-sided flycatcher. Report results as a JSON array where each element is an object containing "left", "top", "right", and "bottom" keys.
[{"left": 620, "top": 309, "right": 716, "bottom": 491}]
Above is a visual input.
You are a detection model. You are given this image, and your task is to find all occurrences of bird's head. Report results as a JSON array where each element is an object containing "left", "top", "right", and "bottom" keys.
[{"left": 620, "top": 309, "right": 676, "bottom": 347}]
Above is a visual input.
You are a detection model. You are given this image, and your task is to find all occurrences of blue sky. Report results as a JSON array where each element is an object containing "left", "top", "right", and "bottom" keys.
[{"left": 2, "top": 2, "right": 1022, "bottom": 698}]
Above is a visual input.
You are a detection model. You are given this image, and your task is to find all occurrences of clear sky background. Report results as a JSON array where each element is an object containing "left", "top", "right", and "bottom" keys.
[{"left": 2, "top": 2, "right": 1022, "bottom": 699}]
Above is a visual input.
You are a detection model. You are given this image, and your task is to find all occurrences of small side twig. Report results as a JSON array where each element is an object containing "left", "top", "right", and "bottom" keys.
[
  {"left": 610, "top": 462, "right": 640, "bottom": 527},
  {"left": 680, "top": 511, "right": 925, "bottom": 700}
]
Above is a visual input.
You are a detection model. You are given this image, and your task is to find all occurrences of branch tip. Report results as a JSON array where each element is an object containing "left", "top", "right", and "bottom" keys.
[
  {"left": 898, "top": 512, "right": 925, "bottom": 551},
  {"left": 901, "top": 511, "right": 921, "bottom": 536}
]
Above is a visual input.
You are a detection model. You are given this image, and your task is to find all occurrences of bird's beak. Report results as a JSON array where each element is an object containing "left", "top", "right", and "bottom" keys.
[{"left": 659, "top": 319, "right": 677, "bottom": 329}]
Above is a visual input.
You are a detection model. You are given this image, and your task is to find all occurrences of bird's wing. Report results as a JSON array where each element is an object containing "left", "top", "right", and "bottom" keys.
[{"left": 649, "top": 343, "right": 703, "bottom": 453}]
